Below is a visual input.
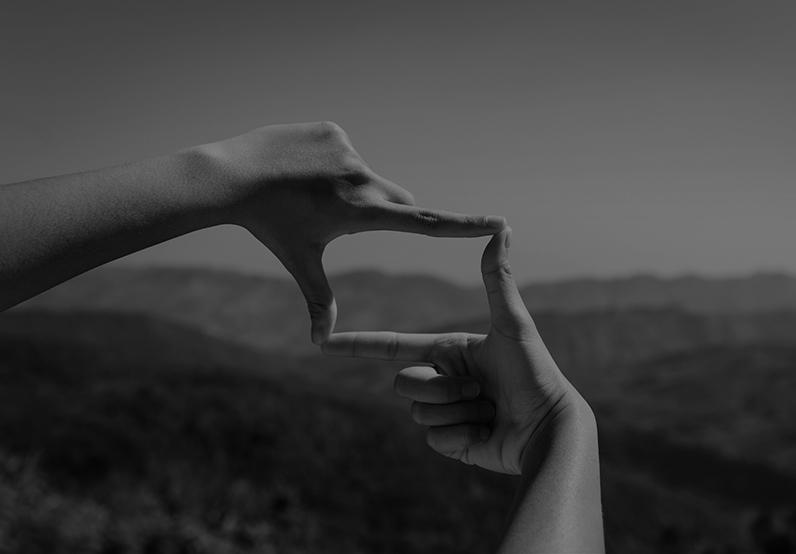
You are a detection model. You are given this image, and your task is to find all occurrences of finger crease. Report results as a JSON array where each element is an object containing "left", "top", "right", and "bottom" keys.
[{"left": 386, "top": 332, "right": 399, "bottom": 360}]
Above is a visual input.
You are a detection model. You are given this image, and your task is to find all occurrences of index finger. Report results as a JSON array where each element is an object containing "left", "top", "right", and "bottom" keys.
[
  {"left": 363, "top": 203, "right": 507, "bottom": 237},
  {"left": 321, "top": 331, "right": 444, "bottom": 361}
]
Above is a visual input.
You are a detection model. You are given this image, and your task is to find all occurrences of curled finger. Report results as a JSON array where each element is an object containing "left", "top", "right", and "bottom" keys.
[
  {"left": 411, "top": 400, "right": 495, "bottom": 426},
  {"left": 426, "top": 424, "right": 492, "bottom": 456},
  {"left": 394, "top": 366, "right": 481, "bottom": 404}
]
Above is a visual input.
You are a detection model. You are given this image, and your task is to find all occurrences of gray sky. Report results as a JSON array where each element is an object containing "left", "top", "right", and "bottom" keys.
[{"left": 1, "top": 0, "right": 794, "bottom": 284}]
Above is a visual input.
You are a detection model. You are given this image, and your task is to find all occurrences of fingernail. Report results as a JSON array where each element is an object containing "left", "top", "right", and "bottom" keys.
[
  {"left": 505, "top": 227, "right": 512, "bottom": 249},
  {"left": 486, "top": 216, "right": 507, "bottom": 229},
  {"left": 462, "top": 381, "right": 480, "bottom": 399}
]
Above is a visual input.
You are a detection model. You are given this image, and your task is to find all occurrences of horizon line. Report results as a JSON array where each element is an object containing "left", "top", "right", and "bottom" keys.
[{"left": 107, "top": 261, "right": 796, "bottom": 287}]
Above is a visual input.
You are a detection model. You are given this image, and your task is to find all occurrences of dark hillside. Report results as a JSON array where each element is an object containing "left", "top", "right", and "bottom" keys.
[{"left": 2, "top": 311, "right": 795, "bottom": 553}]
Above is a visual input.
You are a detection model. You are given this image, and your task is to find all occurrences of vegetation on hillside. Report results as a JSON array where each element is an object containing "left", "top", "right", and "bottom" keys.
[{"left": 1, "top": 311, "right": 795, "bottom": 553}]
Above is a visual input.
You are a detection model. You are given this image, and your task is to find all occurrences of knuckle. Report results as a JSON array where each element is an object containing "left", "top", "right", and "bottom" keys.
[
  {"left": 338, "top": 155, "right": 369, "bottom": 181},
  {"left": 414, "top": 210, "right": 442, "bottom": 230},
  {"left": 482, "top": 263, "right": 513, "bottom": 295},
  {"left": 452, "top": 333, "right": 471, "bottom": 348},
  {"left": 466, "top": 215, "right": 487, "bottom": 227},
  {"left": 495, "top": 261, "right": 513, "bottom": 277},
  {"left": 483, "top": 261, "right": 512, "bottom": 278},
  {"left": 385, "top": 332, "right": 399, "bottom": 360},
  {"left": 314, "top": 120, "right": 344, "bottom": 137},
  {"left": 306, "top": 298, "right": 331, "bottom": 317},
  {"left": 429, "top": 334, "right": 457, "bottom": 358}
]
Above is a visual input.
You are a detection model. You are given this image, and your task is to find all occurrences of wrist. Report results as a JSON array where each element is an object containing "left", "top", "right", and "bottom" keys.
[
  {"left": 174, "top": 143, "right": 248, "bottom": 228},
  {"left": 557, "top": 390, "right": 597, "bottom": 430},
  {"left": 520, "top": 390, "right": 597, "bottom": 477}
]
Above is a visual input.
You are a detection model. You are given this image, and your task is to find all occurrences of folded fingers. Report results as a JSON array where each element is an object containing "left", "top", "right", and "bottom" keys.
[
  {"left": 394, "top": 366, "right": 480, "bottom": 403},
  {"left": 411, "top": 399, "right": 495, "bottom": 426},
  {"left": 426, "top": 424, "right": 491, "bottom": 456},
  {"left": 394, "top": 366, "right": 495, "bottom": 456}
]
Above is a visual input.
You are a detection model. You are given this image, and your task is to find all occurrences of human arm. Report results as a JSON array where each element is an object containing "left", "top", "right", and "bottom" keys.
[
  {"left": 322, "top": 229, "right": 604, "bottom": 552},
  {"left": 501, "top": 395, "right": 602, "bottom": 553},
  {"left": 0, "top": 121, "right": 505, "bottom": 342}
]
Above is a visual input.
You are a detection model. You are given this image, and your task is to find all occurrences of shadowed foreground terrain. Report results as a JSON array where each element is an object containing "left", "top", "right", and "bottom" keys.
[
  {"left": 1, "top": 309, "right": 795, "bottom": 553},
  {"left": 2, "top": 268, "right": 796, "bottom": 553},
  {"left": 0, "top": 312, "right": 513, "bottom": 554}
]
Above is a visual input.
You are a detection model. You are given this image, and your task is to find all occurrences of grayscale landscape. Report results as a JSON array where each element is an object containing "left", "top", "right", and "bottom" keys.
[{"left": 1, "top": 267, "right": 795, "bottom": 553}]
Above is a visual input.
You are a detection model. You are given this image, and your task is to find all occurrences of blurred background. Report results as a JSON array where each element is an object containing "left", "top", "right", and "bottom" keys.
[{"left": 1, "top": 0, "right": 795, "bottom": 552}]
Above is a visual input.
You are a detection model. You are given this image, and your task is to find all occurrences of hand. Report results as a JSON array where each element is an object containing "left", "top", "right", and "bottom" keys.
[
  {"left": 322, "top": 229, "right": 584, "bottom": 475},
  {"left": 198, "top": 121, "right": 506, "bottom": 344}
]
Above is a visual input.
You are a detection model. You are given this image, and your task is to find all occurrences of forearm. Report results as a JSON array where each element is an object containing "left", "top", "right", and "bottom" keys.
[
  {"left": 498, "top": 395, "right": 604, "bottom": 554},
  {"left": 0, "top": 147, "right": 229, "bottom": 309}
]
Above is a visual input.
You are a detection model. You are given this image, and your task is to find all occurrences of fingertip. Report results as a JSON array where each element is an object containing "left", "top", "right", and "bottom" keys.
[
  {"left": 494, "top": 227, "right": 511, "bottom": 258},
  {"left": 425, "top": 427, "right": 437, "bottom": 449},
  {"left": 481, "top": 228, "right": 509, "bottom": 271},
  {"left": 486, "top": 215, "right": 508, "bottom": 229},
  {"left": 393, "top": 369, "right": 404, "bottom": 394}
]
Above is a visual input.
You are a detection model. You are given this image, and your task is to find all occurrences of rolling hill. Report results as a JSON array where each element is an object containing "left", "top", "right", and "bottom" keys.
[
  {"left": 430, "top": 309, "right": 796, "bottom": 393},
  {"left": 14, "top": 268, "right": 484, "bottom": 354},
  {"left": 2, "top": 310, "right": 796, "bottom": 553},
  {"left": 5, "top": 267, "right": 796, "bottom": 553},
  {"left": 13, "top": 267, "right": 796, "bottom": 355}
]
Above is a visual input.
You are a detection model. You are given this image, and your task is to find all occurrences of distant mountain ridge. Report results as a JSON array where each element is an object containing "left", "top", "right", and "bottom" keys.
[
  {"left": 436, "top": 309, "right": 796, "bottom": 387},
  {"left": 521, "top": 271, "right": 796, "bottom": 313},
  {"left": 14, "top": 266, "right": 796, "bottom": 353},
  {"left": 14, "top": 267, "right": 482, "bottom": 354}
]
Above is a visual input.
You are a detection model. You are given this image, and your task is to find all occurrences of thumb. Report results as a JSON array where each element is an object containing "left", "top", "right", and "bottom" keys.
[
  {"left": 288, "top": 250, "right": 337, "bottom": 345},
  {"left": 480, "top": 228, "right": 534, "bottom": 339}
]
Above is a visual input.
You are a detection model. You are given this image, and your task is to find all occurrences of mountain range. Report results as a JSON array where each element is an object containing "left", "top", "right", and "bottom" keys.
[
  {"left": 14, "top": 266, "right": 796, "bottom": 354},
  {"left": 3, "top": 266, "right": 796, "bottom": 552}
]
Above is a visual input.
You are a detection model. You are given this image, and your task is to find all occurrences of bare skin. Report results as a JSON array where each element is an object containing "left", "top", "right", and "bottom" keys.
[
  {"left": 0, "top": 121, "right": 505, "bottom": 342},
  {"left": 0, "top": 122, "right": 602, "bottom": 551},
  {"left": 323, "top": 229, "right": 605, "bottom": 553}
]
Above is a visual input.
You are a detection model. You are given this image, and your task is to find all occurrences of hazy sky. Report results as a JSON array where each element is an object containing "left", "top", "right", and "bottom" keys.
[{"left": 1, "top": 0, "right": 794, "bottom": 284}]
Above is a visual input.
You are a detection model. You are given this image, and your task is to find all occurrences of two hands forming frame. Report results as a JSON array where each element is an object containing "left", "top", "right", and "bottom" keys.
[
  {"left": 0, "top": 122, "right": 604, "bottom": 553},
  {"left": 324, "top": 230, "right": 604, "bottom": 553}
]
